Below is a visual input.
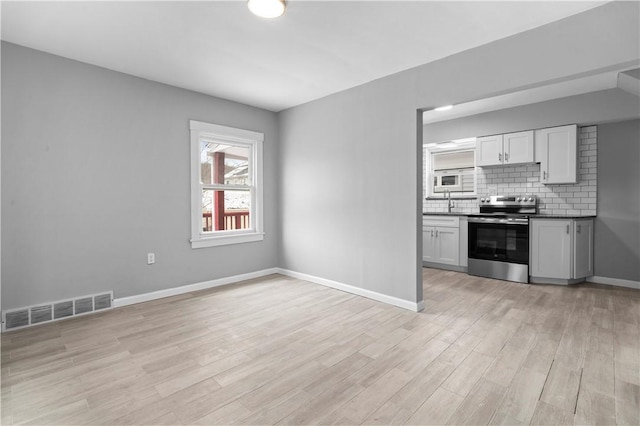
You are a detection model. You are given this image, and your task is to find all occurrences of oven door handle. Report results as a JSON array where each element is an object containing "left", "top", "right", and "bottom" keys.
[{"left": 468, "top": 217, "right": 529, "bottom": 225}]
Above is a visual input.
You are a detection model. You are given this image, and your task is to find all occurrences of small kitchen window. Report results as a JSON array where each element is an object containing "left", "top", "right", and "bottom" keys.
[
  {"left": 190, "top": 120, "right": 264, "bottom": 248},
  {"left": 425, "top": 139, "right": 477, "bottom": 198}
]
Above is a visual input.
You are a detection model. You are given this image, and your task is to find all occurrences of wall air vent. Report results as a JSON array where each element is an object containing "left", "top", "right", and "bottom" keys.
[
  {"left": 2, "top": 291, "right": 114, "bottom": 332},
  {"left": 5, "top": 310, "right": 29, "bottom": 329},
  {"left": 94, "top": 294, "right": 112, "bottom": 310},
  {"left": 54, "top": 301, "right": 74, "bottom": 319},
  {"left": 74, "top": 297, "right": 93, "bottom": 315},
  {"left": 30, "top": 305, "right": 53, "bottom": 324}
]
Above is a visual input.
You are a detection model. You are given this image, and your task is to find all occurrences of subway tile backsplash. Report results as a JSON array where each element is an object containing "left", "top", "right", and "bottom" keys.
[{"left": 424, "top": 126, "right": 597, "bottom": 215}]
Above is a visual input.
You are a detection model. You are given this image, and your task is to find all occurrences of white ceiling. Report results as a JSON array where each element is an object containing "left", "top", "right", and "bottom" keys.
[{"left": 1, "top": 1, "right": 608, "bottom": 112}]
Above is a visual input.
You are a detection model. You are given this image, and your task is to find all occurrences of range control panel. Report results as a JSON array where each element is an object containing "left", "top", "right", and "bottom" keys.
[{"left": 479, "top": 195, "right": 537, "bottom": 206}]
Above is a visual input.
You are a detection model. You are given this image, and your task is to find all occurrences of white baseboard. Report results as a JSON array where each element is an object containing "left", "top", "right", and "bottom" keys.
[
  {"left": 92, "top": 267, "right": 427, "bottom": 313},
  {"left": 276, "top": 268, "right": 424, "bottom": 312},
  {"left": 587, "top": 276, "right": 640, "bottom": 290},
  {"left": 113, "top": 268, "right": 279, "bottom": 308}
]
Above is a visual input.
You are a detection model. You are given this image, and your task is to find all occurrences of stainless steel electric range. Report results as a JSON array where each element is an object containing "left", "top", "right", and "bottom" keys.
[{"left": 467, "top": 195, "right": 538, "bottom": 283}]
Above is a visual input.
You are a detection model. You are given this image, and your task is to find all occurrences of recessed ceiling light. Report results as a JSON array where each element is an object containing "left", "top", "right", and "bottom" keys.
[
  {"left": 248, "top": 0, "right": 286, "bottom": 18},
  {"left": 434, "top": 105, "right": 453, "bottom": 111}
]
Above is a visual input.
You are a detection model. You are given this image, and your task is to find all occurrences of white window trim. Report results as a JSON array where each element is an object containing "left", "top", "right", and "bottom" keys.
[
  {"left": 425, "top": 145, "right": 477, "bottom": 199},
  {"left": 190, "top": 120, "right": 264, "bottom": 249}
]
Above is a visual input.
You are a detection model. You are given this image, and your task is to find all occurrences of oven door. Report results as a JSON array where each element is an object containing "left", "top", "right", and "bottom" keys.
[{"left": 468, "top": 218, "right": 529, "bottom": 264}]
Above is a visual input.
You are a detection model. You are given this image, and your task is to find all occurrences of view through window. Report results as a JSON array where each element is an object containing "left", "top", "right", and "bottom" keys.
[
  {"left": 190, "top": 120, "right": 264, "bottom": 248},
  {"left": 200, "top": 141, "right": 251, "bottom": 232}
]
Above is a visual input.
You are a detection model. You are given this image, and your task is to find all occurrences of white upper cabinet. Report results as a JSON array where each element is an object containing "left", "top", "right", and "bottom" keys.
[
  {"left": 477, "top": 131, "right": 534, "bottom": 167},
  {"left": 503, "top": 130, "right": 534, "bottom": 164},
  {"left": 476, "top": 134, "right": 504, "bottom": 166},
  {"left": 535, "top": 125, "right": 578, "bottom": 184}
]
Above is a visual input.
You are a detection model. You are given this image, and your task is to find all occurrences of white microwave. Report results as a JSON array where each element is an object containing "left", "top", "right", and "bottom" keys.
[{"left": 433, "top": 173, "right": 462, "bottom": 193}]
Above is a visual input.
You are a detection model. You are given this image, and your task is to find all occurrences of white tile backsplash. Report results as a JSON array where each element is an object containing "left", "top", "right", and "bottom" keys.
[{"left": 424, "top": 126, "right": 597, "bottom": 215}]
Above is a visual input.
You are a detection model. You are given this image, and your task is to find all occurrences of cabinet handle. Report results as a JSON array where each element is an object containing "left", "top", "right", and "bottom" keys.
[
  {"left": 566, "top": 224, "right": 570, "bottom": 234},
  {"left": 577, "top": 224, "right": 581, "bottom": 233},
  {"left": 505, "top": 152, "right": 509, "bottom": 162},
  {"left": 543, "top": 170, "right": 547, "bottom": 180},
  {"left": 498, "top": 153, "right": 502, "bottom": 162},
  {"left": 435, "top": 229, "right": 439, "bottom": 238},
  {"left": 431, "top": 229, "right": 434, "bottom": 237}
]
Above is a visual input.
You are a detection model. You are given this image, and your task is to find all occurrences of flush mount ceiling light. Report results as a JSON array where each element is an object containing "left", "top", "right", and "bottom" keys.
[
  {"left": 247, "top": 0, "right": 286, "bottom": 18},
  {"left": 434, "top": 105, "right": 453, "bottom": 111}
]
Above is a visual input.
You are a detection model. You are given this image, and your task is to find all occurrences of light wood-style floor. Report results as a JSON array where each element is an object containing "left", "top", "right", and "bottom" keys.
[{"left": 1, "top": 269, "right": 639, "bottom": 425}]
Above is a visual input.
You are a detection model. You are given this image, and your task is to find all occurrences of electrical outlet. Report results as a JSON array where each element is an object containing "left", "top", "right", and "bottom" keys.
[{"left": 147, "top": 253, "right": 155, "bottom": 265}]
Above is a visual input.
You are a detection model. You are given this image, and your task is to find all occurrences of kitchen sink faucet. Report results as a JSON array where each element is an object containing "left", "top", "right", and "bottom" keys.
[{"left": 446, "top": 190, "right": 455, "bottom": 213}]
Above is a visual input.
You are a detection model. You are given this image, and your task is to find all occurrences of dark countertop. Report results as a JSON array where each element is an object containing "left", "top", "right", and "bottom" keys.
[
  {"left": 423, "top": 212, "right": 596, "bottom": 219},
  {"left": 422, "top": 212, "right": 470, "bottom": 216},
  {"left": 530, "top": 215, "right": 597, "bottom": 219}
]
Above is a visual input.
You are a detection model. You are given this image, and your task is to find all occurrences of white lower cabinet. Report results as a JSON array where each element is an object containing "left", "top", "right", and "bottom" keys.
[
  {"left": 422, "top": 226, "right": 438, "bottom": 263},
  {"left": 436, "top": 227, "right": 459, "bottom": 265},
  {"left": 423, "top": 215, "right": 464, "bottom": 268},
  {"left": 530, "top": 219, "right": 572, "bottom": 279},
  {"left": 530, "top": 218, "right": 594, "bottom": 282},
  {"left": 573, "top": 219, "right": 594, "bottom": 278},
  {"left": 459, "top": 217, "right": 468, "bottom": 267},
  {"left": 423, "top": 226, "right": 459, "bottom": 266}
]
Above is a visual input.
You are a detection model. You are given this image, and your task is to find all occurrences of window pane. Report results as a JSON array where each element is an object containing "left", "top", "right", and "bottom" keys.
[
  {"left": 202, "top": 189, "right": 251, "bottom": 232},
  {"left": 202, "top": 189, "right": 214, "bottom": 232},
  {"left": 200, "top": 141, "right": 250, "bottom": 185}
]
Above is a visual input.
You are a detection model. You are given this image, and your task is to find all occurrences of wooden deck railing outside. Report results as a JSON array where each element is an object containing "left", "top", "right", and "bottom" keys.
[{"left": 202, "top": 210, "right": 249, "bottom": 232}]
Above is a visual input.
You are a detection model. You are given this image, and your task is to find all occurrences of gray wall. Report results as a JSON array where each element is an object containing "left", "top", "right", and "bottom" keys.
[
  {"left": 279, "top": 1, "right": 639, "bottom": 304},
  {"left": 596, "top": 119, "right": 640, "bottom": 282},
  {"left": 279, "top": 72, "right": 422, "bottom": 303},
  {"left": 2, "top": 2, "right": 639, "bottom": 312},
  {"left": 424, "top": 88, "right": 640, "bottom": 144},
  {"left": 1, "top": 42, "right": 279, "bottom": 310}
]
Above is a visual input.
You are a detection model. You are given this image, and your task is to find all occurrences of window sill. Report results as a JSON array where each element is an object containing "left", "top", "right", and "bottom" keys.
[{"left": 191, "top": 232, "right": 265, "bottom": 249}]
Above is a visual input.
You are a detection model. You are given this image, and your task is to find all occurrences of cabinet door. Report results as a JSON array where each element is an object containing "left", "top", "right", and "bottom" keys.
[
  {"left": 476, "top": 135, "right": 504, "bottom": 166},
  {"left": 503, "top": 130, "right": 534, "bottom": 165},
  {"left": 573, "top": 219, "right": 594, "bottom": 278},
  {"left": 423, "top": 227, "right": 436, "bottom": 262},
  {"left": 538, "top": 125, "right": 578, "bottom": 184},
  {"left": 435, "top": 227, "right": 459, "bottom": 266},
  {"left": 530, "top": 220, "right": 572, "bottom": 279}
]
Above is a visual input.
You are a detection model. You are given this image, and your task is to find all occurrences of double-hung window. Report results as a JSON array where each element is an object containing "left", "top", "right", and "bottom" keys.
[{"left": 190, "top": 120, "right": 264, "bottom": 248}]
